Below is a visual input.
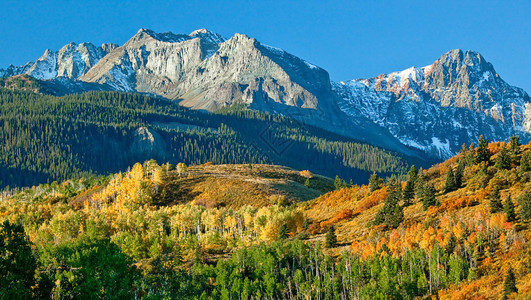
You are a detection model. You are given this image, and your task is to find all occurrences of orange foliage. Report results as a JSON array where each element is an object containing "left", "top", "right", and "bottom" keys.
[
  {"left": 353, "top": 187, "right": 387, "bottom": 215},
  {"left": 298, "top": 170, "right": 313, "bottom": 178},
  {"left": 320, "top": 209, "right": 353, "bottom": 229}
]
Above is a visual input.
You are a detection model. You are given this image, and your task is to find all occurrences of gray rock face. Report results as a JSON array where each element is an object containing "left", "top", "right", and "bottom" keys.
[
  {"left": 334, "top": 50, "right": 531, "bottom": 159},
  {"left": 2, "top": 30, "right": 529, "bottom": 160},
  {"left": 0, "top": 43, "right": 116, "bottom": 80}
]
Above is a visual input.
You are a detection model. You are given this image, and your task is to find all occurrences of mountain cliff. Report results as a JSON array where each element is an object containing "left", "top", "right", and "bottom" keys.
[
  {"left": 1, "top": 30, "right": 529, "bottom": 160},
  {"left": 334, "top": 50, "right": 531, "bottom": 158}
]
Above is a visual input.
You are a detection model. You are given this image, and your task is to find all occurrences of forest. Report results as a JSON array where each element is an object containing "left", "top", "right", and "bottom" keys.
[
  {"left": 1, "top": 136, "right": 530, "bottom": 299},
  {"left": 0, "top": 89, "right": 427, "bottom": 189}
]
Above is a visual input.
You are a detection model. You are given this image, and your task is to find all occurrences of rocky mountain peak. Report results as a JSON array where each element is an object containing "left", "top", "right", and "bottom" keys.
[{"left": 189, "top": 28, "right": 225, "bottom": 44}]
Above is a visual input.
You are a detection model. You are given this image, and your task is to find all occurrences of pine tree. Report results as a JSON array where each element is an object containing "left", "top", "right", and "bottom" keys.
[
  {"left": 521, "top": 151, "right": 531, "bottom": 172},
  {"left": 407, "top": 165, "right": 418, "bottom": 182},
  {"left": 509, "top": 135, "right": 520, "bottom": 155},
  {"left": 278, "top": 224, "right": 288, "bottom": 240},
  {"left": 334, "top": 175, "right": 347, "bottom": 190},
  {"left": 304, "top": 178, "right": 311, "bottom": 188},
  {"left": 504, "top": 196, "right": 517, "bottom": 222},
  {"left": 444, "top": 168, "right": 456, "bottom": 193},
  {"left": 415, "top": 174, "right": 426, "bottom": 199},
  {"left": 454, "top": 161, "right": 465, "bottom": 188},
  {"left": 369, "top": 173, "right": 380, "bottom": 192},
  {"left": 374, "top": 181, "right": 403, "bottom": 228},
  {"left": 403, "top": 179, "right": 415, "bottom": 206},
  {"left": 475, "top": 135, "right": 491, "bottom": 164},
  {"left": 495, "top": 145, "right": 511, "bottom": 169},
  {"left": 325, "top": 226, "right": 337, "bottom": 248},
  {"left": 422, "top": 185, "right": 437, "bottom": 211},
  {"left": 503, "top": 267, "right": 518, "bottom": 296},
  {"left": 445, "top": 233, "right": 457, "bottom": 254},
  {"left": 489, "top": 187, "right": 503, "bottom": 214},
  {"left": 517, "top": 191, "right": 531, "bottom": 221}
]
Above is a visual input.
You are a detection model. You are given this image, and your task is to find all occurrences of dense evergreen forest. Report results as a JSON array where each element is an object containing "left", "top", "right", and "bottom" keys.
[{"left": 0, "top": 89, "right": 427, "bottom": 188}]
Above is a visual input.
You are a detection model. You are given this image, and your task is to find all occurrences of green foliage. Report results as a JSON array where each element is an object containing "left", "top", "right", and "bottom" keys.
[
  {"left": 278, "top": 223, "right": 288, "bottom": 240},
  {"left": 0, "top": 221, "right": 37, "bottom": 300},
  {"left": 503, "top": 267, "right": 518, "bottom": 296},
  {"left": 421, "top": 185, "right": 438, "bottom": 211},
  {"left": 374, "top": 181, "right": 404, "bottom": 228},
  {"left": 521, "top": 151, "right": 531, "bottom": 172},
  {"left": 305, "top": 178, "right": 311, "bottom": 188},
  {"left": 445, "top": 168, "right": 457, "bottom": 193},
  {"left": 517, "top": 190, "right": 531, "bottom": 221},
  {"left": 0, "top": 89, "right": 425, "bottom": 188},
  {"left": 38, "top": 238, "right": 139, "bottom": 299},
  {"left": 455, "top": 161, "right": 465, "bottom": 188},
  {"left": 495, "top": 145, "right": 511, "bottom": 170},
  {"left": 489, "top": 187, "right": 503, "bottom": 214},
  {"left": 325, "top": 226, "right": 337, "bottom": 248},
  {"left": 403, "top": 179, "right": 415, "bottom": 206},
  {"left": 334, "top": 175, "right": 348, "bottom": 190},
  {"left": 504, "top": 196, "right": 517, "bottom": 222},
  {"left": 369, "top": 173, "right": 382, "bottom": 192},
  {"left": 475, "top": 135, "right": 491, "bottom": 164}
]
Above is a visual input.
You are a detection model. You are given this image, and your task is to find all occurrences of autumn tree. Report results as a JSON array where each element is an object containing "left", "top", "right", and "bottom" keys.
[
  {"left": 489, "top": 187, "right": 503, "bottom": 214},
  {"left": 504, "top": 196, "right": 516, "bottom": 222},
  {"left": 475, "top": 135, "right": 491, "bottom": 164},
  {"left": 325, "top": 226, "right": 337, "bottom": 248}
]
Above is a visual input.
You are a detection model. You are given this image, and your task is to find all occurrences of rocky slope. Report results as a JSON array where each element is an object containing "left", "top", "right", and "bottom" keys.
[
  {"left": 334, "top": 50, "right": 531, "bottom": 158},
  {"left": 2, "top": 30, "right": 529, "bottom": 159}
]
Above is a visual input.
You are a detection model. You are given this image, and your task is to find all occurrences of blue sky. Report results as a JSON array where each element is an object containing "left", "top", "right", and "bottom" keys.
[{"left": 1, "top": 0, "right": 530, "bottom": 92}]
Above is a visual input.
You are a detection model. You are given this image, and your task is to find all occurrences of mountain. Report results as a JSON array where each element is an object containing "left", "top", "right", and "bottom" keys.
[
  {"left": 2, "top": 30, "right": 530, "bottom": 160},
  {"left": 0, "top": 89, "right": 425, "bottom": 189},
  {"left": 334, "top": 50, "right": 531, "bottom": 158}
]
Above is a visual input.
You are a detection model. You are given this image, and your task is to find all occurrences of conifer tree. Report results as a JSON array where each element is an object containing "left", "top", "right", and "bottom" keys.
[
  {"left": 454, "top": 161, "right": 465, "bottom": 188},
  {"left": 407, "top": 165, "right": 418, "bottom": 182},
  {"left": 374, "top": 181, "right": 403, "bottom": 228},
  {"left": 369, "top": 173, "right": 380, "bottom": 192},
  {"left": 422, "top": 185, "right": 438, "bottom": 211},
  {"left": 444, "top": 168, "right": 456, "bottom": 193},
  {"left": 495, "top": 145, "right": 511, "bottom": 170},
  {"left": 503, "top": 267, "right": 518, "bottom": 296},
  {"left": 504, "top": 196, "right": 517, "bottom": 222},
  {"left": 489, "top": 187, "right": 503, "bottom": 214},
  {"left": 517, "top": 191, "right": 531, "bottom": 221},
  {"left": 304, "top": 178, "right": 311, "bottom": 188},
  {"left": 520, "top": 151, "right": 531, "bottom": 172},
  {"left": 325, "top": 226, "right": 337, "bottom": 248},
  {"left": 475, "top": 135, "right": 491, "bottom": 164},
  {"left": 509, "top": 135, "right": 520, "bottom": 156},
  {"left": 403, "top": 179, "right": 415, "bottom": 206},
  {"left": 278, "top": 224, "right": 288, "bottom": 240}
]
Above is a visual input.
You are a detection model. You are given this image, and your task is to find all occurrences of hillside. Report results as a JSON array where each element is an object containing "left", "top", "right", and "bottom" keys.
[
  {"left": 0, "top": 89, "right": 425, "bottom": 188},
  {"left": 1, "top": 138, "right": 530, "bottom": 299}
]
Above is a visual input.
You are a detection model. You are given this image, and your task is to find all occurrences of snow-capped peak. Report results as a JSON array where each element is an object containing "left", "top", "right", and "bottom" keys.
[{"left": 189, "top": 28, "right": 225, "bottom": 44}]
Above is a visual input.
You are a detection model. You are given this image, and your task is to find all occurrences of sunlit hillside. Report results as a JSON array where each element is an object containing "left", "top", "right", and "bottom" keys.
[{"left": 1, "top": 138, "right": 530, "bottom": 299}]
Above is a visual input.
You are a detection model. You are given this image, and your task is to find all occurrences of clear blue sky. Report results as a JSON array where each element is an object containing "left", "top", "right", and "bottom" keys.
[{"left": 1, "top": 0, "right": 530, "bottom": 92}]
